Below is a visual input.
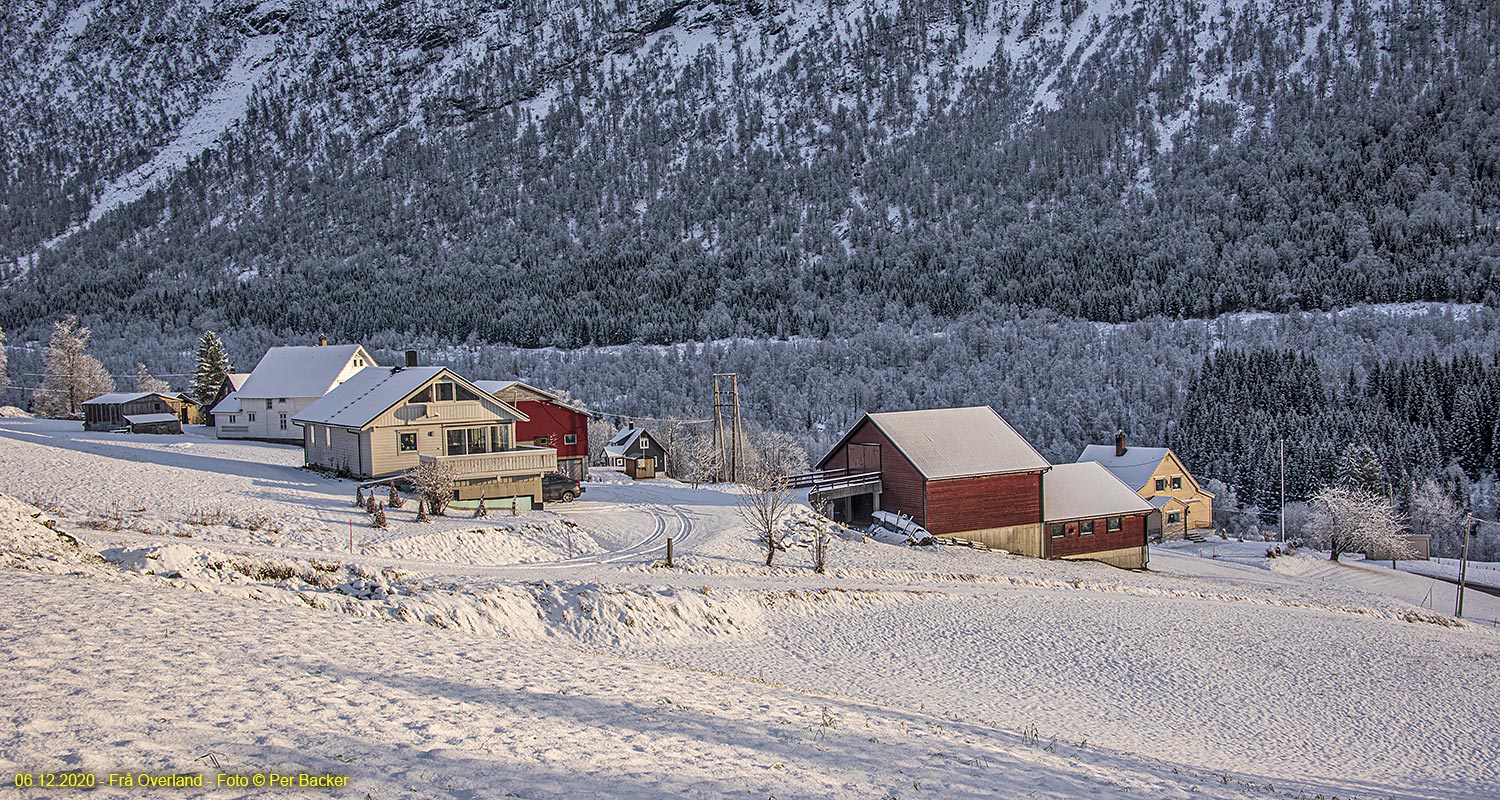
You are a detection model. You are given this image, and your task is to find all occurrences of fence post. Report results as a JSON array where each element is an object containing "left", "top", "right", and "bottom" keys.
[{"left": 666, "top": 537, "right": 674, "bottom": 568}]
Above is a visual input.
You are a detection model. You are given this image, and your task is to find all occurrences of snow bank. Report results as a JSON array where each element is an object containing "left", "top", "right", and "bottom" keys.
[
  {"left": 0, "top": 493, "right": 109, "bottom": 575},
  {"left": 0, "top": 405, "right": 32, "bottom": 418},
  {"left": 365, "top": 517, "right": 604, "bottom": 564}
]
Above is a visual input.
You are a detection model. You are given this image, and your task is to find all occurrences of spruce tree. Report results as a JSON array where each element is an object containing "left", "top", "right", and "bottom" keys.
[
  {"left": 191, "top": 331, "right": 231, "bottom": 406},
  {"left": 135, "top": 362, "right": 171, "bottom": 393}
]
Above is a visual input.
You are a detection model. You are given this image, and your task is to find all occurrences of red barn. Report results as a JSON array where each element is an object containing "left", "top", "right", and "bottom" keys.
[
  {"left": 476, "top": 381, "right": 590, "bottom": 480},
  {"left": 815, "top": 407, "right": 1051, "bottom": 555},
  {"left": 816, "top": 407, "right": 1157, "bottom": 568}
]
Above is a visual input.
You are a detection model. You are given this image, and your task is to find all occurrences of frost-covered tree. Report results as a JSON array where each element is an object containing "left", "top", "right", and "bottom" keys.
[
  {"left": 1306, "top": 486, "right": 1410, "bottom": 561},
  {"left": 735, "top": 431, "right": 809, "bottom": 568},
  {"left": 191, "top": 331, "right": 231, "bottom": 405},
  {"left": 411, "top": 458, "right": 457, "bottom": 516},
  {"left": 587, "top": 417, "right": 618, "bottom": 465},
  {"left": 134, "top": 362, "right": 171, "bottom": 393},
  {"left": 674, "top": 429, "right": 723, "bottom": 488},
  {"left": 1410, "top": 479, "right": 1467, "bottom": 558},
  {"left": 36, "top": 315, "right": 114, "bottom": 417}
]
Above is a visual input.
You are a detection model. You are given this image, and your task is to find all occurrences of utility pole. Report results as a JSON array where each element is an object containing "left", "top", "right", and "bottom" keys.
[
  {"left": 712, "top": 373, "right": 742, "bottom": 483},
  {"left": 1456, "top": 513, "right": 1473, "bottom": 618},
  {"left": 1279, "top": 438, "right": 1286, "bottom": 544}
]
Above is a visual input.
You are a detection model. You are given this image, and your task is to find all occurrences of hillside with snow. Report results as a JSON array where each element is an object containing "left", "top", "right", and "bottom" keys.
[
  {"left": 2, "top": 417, "right": 1498, "bottom": 798},
  {"left": 3, "top": 0, "right": 1497, "bottom": 345}
]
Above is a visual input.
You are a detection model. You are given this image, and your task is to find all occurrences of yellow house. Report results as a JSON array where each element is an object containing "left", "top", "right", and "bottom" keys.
[{"left": 1077, "top": 433, "right": 1215, "bottom": 538}]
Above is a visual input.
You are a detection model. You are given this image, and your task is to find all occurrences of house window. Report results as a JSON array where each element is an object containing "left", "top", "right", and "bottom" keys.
[
  {"left": 446, "top": 429, "right": 468, "bottom": 456},
  {"left": 467, "top": 427, "right": 489, "bottom": 455},
  {"left": 436, "top": 383, "right": 455, "bottom": 402},
  {"left": 534, "top": 437, "right": 549, "bottom": 446},
  {"left": 324, "top": 426, "right": 331, "bottom": 447},
  {"left": 278, "top": 398, "right": 287, "bottom": 404},
  {"left": 1107, "top": 517, "right": 1123, "bottom": 532},
  {"left": 492, "top": 425, "right": 510, "bottom": 451},
  {"left": 279, "top": 413, "right": 287, "bottom": 430},
  {"left": 639, "top": 438, "right": 650, "bottom": 450},
  {"left": 445, "top": 426, "right": 500, "bottom": 456},
  {"left": 265, "top": 399, "right": 273, "bottom": 410},
  {"left": 1155, "top": 478, "right": 1167, "bottom": 492},
  {"left": 614, "top": 458, "right": 624, "bottom": 466},
  {"left": 399, "top": 432, "right": 417, "bottom": 452},
  {"left": 1167, "top": 512, "right": 1182, "bottom": 524},
  {"left": 1080, "top": 519, "right": 1094, "bottom": 535},
  {"left": 1049, "top": 523, "right": 1066, "bottom": 539},
  {"left": 1171, "top": 476, "right": 1183, "bottom": 489},
  {"left": 563, "top": 434, "right": 577, "bottom": 445},
  {"left": 409, "top": 386, "right": 433, "bottom": 404},
  {"left": 455, "top": 384, "right": 482, "bottom": 402},
  {"left": 248, "top": 412, "right": 256, "bottom": 422},
  {"left": 228, "top": 415, "right": 237, "bottom": 424}
]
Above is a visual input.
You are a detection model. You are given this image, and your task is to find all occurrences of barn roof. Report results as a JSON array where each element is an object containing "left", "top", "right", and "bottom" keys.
[
  {"left": 1044, "top": 462, "right": 1155, "bottom": 522},
  {"left": 237, "top": 345, "right": 374, "bottom": 399},
  {"left": 83, "top": 391, "right": 164, "bottom": 405},
  {"left": 1076, "top": 444, "right": 1172, "bottom": 491},
  {"left": 824, "top": 406, "right": 1050, "bottom": 479},
  {"left": 294, "top": 367, "right": 526, "bottom": 429}
]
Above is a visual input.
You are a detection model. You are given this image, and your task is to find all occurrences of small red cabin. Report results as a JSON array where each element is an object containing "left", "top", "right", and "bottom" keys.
[{"left": 476, "top": 381, "right": 590, "bottom": 480}]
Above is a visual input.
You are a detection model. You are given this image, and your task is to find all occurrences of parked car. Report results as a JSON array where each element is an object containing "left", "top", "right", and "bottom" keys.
[{"left": 541, "top": 472, "right": 584, "bottom": 502}]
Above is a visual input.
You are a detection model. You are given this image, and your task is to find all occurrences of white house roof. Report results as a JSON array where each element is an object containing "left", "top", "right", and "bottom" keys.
[
  {"left": 294, "top": 367, "right": 526, "bottom": 429},
  {"left": 603, "top": 427, "right": 648, "bottom": 458},
  {"left": 1044, "top": 462, "right": 1155, "bottom": 522},
  {"left": 832, "top": 406, "right": 1050, "bottom": 479},
  {"left": 225, "top": 373, "right": 250, "bottom": 390},
  {"left": 211, "top": 392, "right": 242, "bottom": 415},
  {"left": 124, "top": 413, "right": 180, "bottom": 426},
  {"left": 1076, "top": 444, "right": 1173, "bottom": 492},
  {"left": 83, "top": 392, "right": 161, "bottom": 405},
  {"left": 237, "top": 345, "right": 374, "bottom": 399}
]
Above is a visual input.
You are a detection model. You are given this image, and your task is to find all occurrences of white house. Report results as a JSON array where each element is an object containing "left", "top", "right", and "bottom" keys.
[{"left": 211, "top": 344, "right": 376, "bottom": 441}]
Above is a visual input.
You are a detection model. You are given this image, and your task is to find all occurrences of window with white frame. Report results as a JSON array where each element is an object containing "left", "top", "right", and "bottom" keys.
[
  {"left": 1080, "top": 519, "right": 1095, "bottom": 535},
  {"left": 248, "top": 412, "right": 256, "bottom": 422},
  {"left": 279, "top": 413, "right": 287, "bottom": 430},
  {"left": 1167, "top": 512, "right": 1181, "bottom": 524},
  {"left": 1155, "top": 478, "right": 1167, "bottom": 491},
  {"left": 1171, "top": 476, "right": 1183, "bottom": 489},
  {"left": 563, "top": 434, "right": 577, "bottom": 445}
]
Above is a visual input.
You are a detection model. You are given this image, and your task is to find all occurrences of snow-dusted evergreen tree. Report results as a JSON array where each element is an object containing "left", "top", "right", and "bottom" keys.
[
  {"left": 134, "top": 362, "right": 171, "bottom": 393},
  {"left": 36, "top": 315, "right": 114, "bottom": 417},
  {"left": 191, "top": 331, "right": 231, "bottom": 405},
  {"left": 1336, "top": 445, "right": 1387, "bottom": 496},
  {"left": 1307, "top": 486, "right": 1410, "bottom": 561},
  {"left": 0, "top": 326, "right": 9, "bottom": 398}
]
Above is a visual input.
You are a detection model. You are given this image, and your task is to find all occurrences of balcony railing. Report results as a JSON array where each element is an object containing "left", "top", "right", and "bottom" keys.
[{"left": 419, "top": 445, "right": 557, "bottom": 479}]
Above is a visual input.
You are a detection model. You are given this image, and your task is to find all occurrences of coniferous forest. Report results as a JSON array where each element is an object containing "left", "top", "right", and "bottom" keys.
[{"left": 2, "top": 1, "right": 1499, "bottom": 552}]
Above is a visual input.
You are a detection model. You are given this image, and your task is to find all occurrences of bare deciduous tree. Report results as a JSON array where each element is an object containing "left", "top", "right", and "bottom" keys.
[
  {"left": 411, "top": 459, "right": 458, "bottom": 516},
  {"left": 675, "top": 429, "right": 723, "bottom": 488},
  {"left": 1306, "top": 486, "right": 1410, "bottom": 561},
  {"left": 134, "top": 362, "right": 171, "bottom": 393},
  {"left": 37, "top": 315, "right": 114, "bottom": 418},
  {"left": 736, "top": 431, "right": 809, "bottom": 567},
  {"left": 588, "top": 416, "right": 618, "bottom": 466}
]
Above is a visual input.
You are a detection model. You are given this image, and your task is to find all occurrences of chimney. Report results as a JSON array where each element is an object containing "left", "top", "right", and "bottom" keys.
[
  {"left": 405, "top": 350, "right": 418, "bottom": 368},
  {"left": 318, "top": 334, "right": 327, "bottom": 346},
  {"left": 1115, "top": 430, "right": 1128, "bottom": 457}
]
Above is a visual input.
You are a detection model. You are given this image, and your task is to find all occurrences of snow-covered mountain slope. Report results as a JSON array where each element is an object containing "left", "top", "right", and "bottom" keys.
[{"left": 3, "top": 0, "right": 1497, "bottom": 344}]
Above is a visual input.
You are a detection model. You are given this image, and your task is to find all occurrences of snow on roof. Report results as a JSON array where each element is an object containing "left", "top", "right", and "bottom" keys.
[
  {"left": 1076, "top": 444, "right": 1172, "bottom": 491},
  {"left": 124, "top": 413, "right": 180, "bottom": 426},
  {"left": 83, "top": 392, "right": 160, "bottom": 405},
  {"left": 853, "top": 407, "right": 1051, "bottom": 479},
  {"left": 295, "top": 367, "right": 526, "bottom": 429},
  {"left": 1044, "top": 462, "right": 1155, "bottom": 522},
  {"left": 236, "top": 345, "right": 374, "bottom": 399},
  {"left": 603, "top": 427, "right": 645, "bottom": 457},
  {"left": 211, "top": 392, "right": 241, "bottom": 415},
  {"left": 226, "top": 373, "right": 250, "bottom": 390}
]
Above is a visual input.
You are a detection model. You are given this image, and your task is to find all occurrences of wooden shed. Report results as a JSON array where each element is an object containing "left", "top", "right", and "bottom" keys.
[
  {"left": 83, "top": 392, "right": 196, "bottom": 431},
  {"left": 1042, "top": 462, "right": 1156, "bottom": 569},
  {"left": 123, "top": 413, "right": 184, "bottom": 435},
  {"left": 624, "top": 454, "right": 657, "bottom": 480}
]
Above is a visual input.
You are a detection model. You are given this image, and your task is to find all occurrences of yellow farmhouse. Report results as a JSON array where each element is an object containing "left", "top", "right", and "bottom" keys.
[{"left": 1077, "top": 432, "right": 1215, "bottom": 538}]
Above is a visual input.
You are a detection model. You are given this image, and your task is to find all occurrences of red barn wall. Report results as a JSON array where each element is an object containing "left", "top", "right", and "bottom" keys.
[
  {"left": 512, "top": 400, "right": 589, "bottom": 459},
  {"left": 1048, "top": 513, "right": 1148, "bottom": 558},
  {"left": 924, "top": 472, "right": 1042, "bottom": 536},
  {"left": 820, "top": 419, "right": 925, "bottom": 525}
]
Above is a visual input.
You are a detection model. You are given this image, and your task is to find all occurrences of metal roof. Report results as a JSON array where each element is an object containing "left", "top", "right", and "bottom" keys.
[
  {"left": 83, "top": 392, "right": 161, "bottom": 405},
  {"left": 1044, "top": 462, "right": 1155, "bottom": 522},
  {"left": 1076, "top": 444, "right": 1173, "bottom": 492},
  {"left": 294, "top": 367, "right": 527, "bottom": 429},
  {"left": 858, "top": 406, "right": 1051, "bottom": 479},
  {"left": 236, "top": 345, "right": 375, "bottom": 399},
  {"left": 124, "top": 413, "right": 180, "bottom": 426},
  {"left": 210, "top": 392, "right": 241, "bottom": 415}
]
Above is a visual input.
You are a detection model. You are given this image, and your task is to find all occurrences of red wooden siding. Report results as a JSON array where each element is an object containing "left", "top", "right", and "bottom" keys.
[
  {"left": 822, "top": 419, "right": 926, "bottom": 524},
  {"left": 924, "top": 472, "right": 1042, "bottom": 536},
  {"left": 511, "top": 399, "right": 589, "bottom": 460},
  {"left": 1048, "top": 513, "right": 1148, "bottom": 558}
]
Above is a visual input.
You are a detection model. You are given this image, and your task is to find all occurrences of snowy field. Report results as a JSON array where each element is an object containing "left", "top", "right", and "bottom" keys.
[{"left": 1, "top": 417, "right": 1498, "bottom": 799}]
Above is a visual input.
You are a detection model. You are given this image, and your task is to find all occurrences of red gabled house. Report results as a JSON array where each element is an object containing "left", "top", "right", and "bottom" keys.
[{"left": 475, "top": 381, "right": 590, "bottom": 480}]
